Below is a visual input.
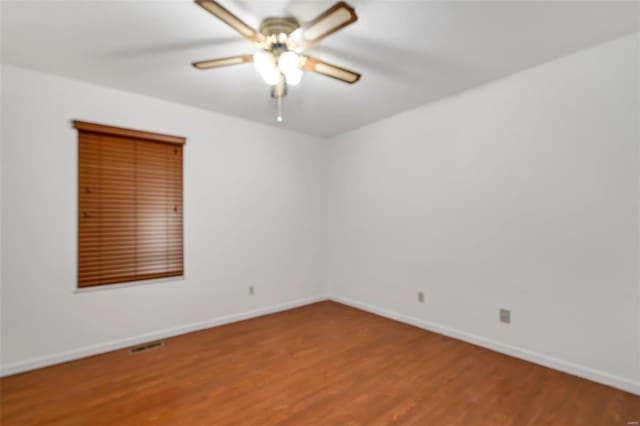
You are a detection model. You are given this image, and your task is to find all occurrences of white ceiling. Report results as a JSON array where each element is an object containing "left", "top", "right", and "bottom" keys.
[{"left": 1, "top": 0, "right": 638, "bottom": 137}]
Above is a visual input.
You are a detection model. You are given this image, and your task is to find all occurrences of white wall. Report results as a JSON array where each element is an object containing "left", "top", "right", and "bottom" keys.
[
  {"left": 2, "top": 34, "right": 639, "bottom": 396},
  {"left": 0, "top": 65, "right": 327, "bottom": 374},
  {"left": 326, "top": 34, "right": 640, "bottom": 394}
]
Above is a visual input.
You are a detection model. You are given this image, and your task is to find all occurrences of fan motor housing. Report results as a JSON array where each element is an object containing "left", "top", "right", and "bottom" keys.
[{"left": 259, "top": 17, "right": 299, "bottom": 37}]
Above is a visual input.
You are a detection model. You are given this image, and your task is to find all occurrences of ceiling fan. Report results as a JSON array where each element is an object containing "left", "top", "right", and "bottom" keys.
[{"left": 192, "top": 0, "right": 361, "bottom": 122}]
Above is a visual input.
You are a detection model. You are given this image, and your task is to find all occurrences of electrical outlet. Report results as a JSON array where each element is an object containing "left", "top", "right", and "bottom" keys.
[
  {"left": 417, "top": 291, "right": 424, "bottom": 303},
  {"left": 500, "top": 308, "right": 510, "bottom": 324},
  {"left": 249, "top": 286, "right": 254, "bottom": 296}
]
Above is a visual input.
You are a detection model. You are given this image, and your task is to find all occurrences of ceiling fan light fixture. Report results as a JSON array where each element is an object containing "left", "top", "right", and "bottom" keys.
[
  {"left": 192, "top": 0, "right": 361, "bottom": 120},
  {"left": 253, "top": 51, "right": 280, "bottom": 85}
]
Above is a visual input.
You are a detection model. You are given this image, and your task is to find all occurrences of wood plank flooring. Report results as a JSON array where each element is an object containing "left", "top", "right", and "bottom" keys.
[{"left": 1, "top": 301, "right": 638, "bottom": 425}]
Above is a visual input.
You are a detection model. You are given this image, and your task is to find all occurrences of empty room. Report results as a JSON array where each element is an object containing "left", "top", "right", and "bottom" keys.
[{"left": 1, "top": 0, "right": 639, "bottom": 424}]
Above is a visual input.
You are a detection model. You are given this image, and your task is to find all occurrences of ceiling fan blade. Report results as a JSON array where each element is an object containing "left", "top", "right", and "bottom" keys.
[
  {"left": 192, "top": 54, "right": 253, "bottom": 70},
  {"left": 301, "top": 56, "right": 361, "bottom": 84},
  {"left": 291, "top": 2, "right": 357, "bottom": 50},
  {"left": 194, "top": 0, "right": 264, "bottom": 45}
]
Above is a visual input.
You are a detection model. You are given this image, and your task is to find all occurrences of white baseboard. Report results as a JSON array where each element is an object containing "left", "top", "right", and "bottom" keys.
[
  {"left": 330, "top": 295, "right": 640, "bottom": 396},
  {"left": 4, "top": 294, "right": 638, "bottom": 396},
  {"left": 0, "top": 295, "right": 328, "bottom": 377}
]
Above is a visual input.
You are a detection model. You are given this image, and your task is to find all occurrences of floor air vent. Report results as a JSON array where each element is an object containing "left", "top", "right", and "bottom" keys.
[{"left": 128, "top": 341, "right": 164, "bottom": 354}]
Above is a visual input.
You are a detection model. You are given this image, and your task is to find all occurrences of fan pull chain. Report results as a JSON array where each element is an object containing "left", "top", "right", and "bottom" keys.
[{"left": 276, "top": 95, "right": 283, "bottom": 122}]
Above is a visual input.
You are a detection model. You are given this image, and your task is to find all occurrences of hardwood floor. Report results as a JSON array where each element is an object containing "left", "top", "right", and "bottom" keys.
[{"left": 1, "top": 301, "right": 637, "bottom": 425}]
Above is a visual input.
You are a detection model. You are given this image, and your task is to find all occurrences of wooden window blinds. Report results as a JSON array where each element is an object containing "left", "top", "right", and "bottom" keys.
[{"left": 75, "top": 121, "right": 185, "bottom": 288}]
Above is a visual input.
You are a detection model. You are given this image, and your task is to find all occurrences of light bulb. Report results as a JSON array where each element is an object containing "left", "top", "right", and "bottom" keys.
[
  {"left": 278, "top": 51, "right": 303, "bottom": 86},
  {"left": 253, "top": 51, "right": 279, "bottom": 85}
]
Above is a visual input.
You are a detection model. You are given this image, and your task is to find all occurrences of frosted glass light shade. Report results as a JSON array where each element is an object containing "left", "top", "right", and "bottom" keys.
[
  {"left": 278, "top": 51, "right": 303, "bottom": 86},
  {"left": 253, "top": 51, "right": 280, "bottom": 85}
]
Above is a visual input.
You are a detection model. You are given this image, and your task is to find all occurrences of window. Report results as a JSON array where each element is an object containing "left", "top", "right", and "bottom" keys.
[{"left": 75, "top": 121, "right": 185, "bottom": 288}]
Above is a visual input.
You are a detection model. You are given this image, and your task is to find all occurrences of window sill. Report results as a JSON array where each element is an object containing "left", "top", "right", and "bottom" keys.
[{"left": 74, "top": 275, "right": 186, "bottom": 293}]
